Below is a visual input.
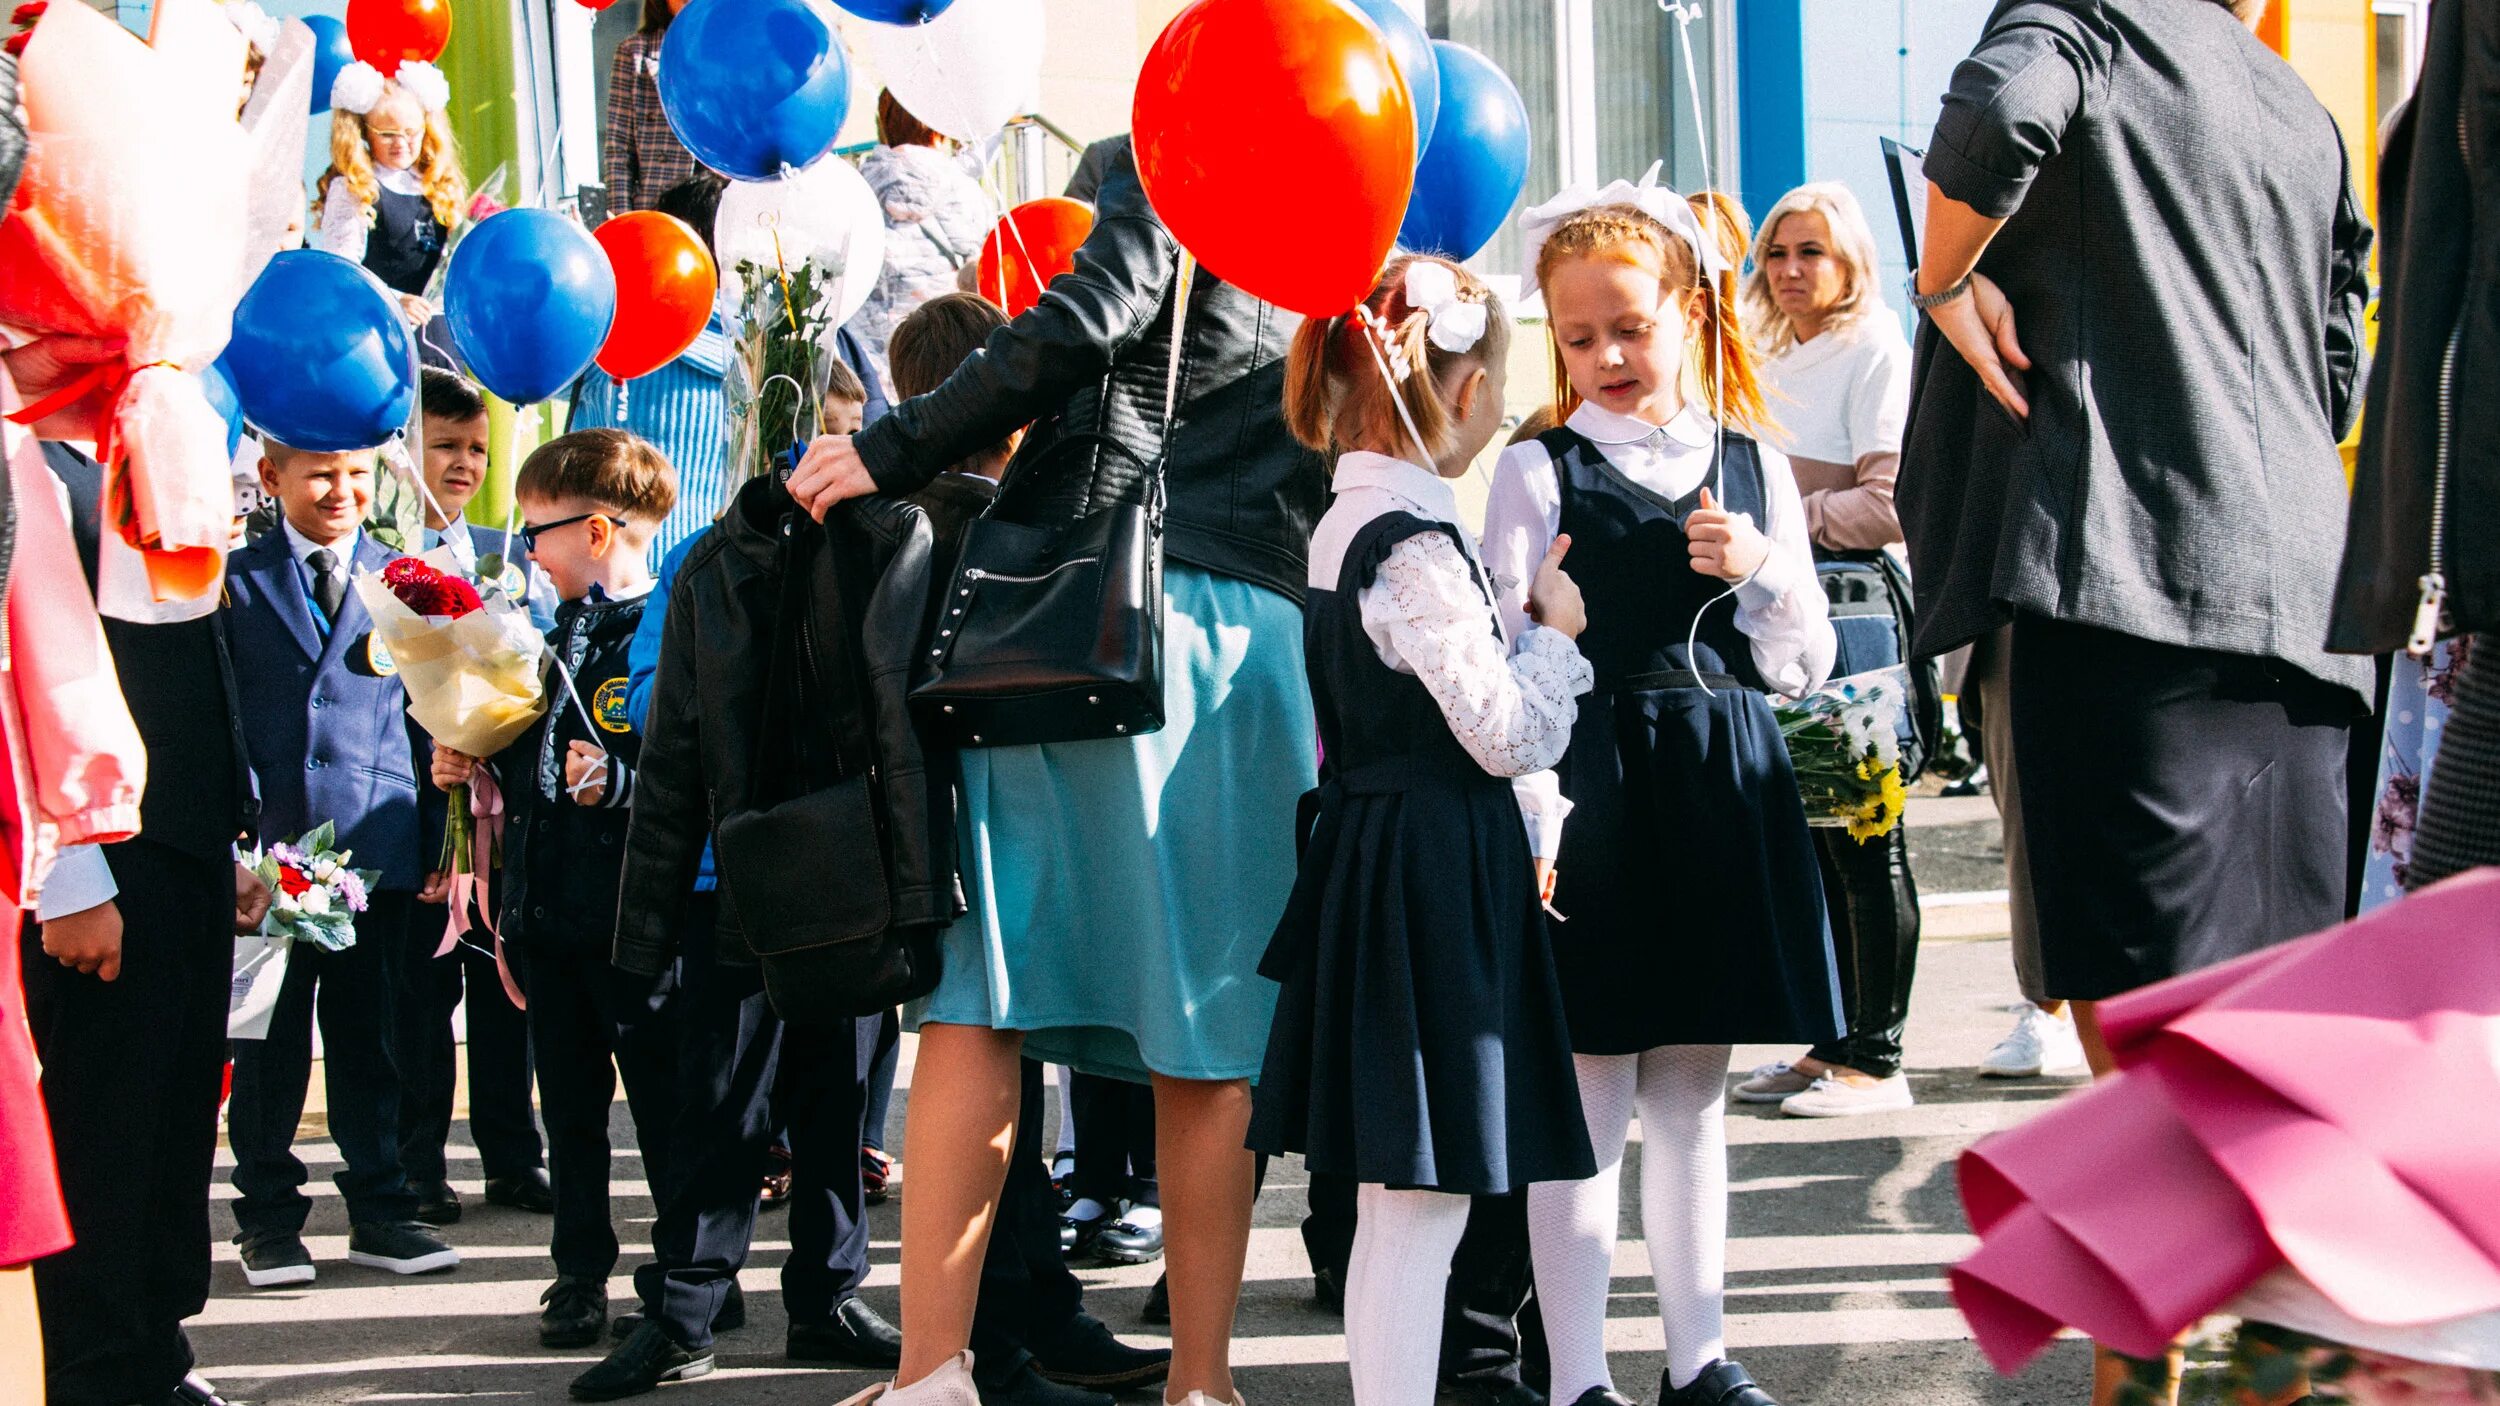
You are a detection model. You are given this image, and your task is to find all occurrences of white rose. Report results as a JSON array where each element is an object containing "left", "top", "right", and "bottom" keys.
[
  {"left": 298, "top": 887, "right": 331, "bottom": 916},
  {"left": 310, "top": 857, "right": 340, "bottom": 884}
]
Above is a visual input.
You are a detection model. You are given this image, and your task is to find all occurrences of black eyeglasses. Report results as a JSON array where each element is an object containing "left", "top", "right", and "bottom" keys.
[{"left": 517, "top": 512, "right": 611, "bottom": 551}]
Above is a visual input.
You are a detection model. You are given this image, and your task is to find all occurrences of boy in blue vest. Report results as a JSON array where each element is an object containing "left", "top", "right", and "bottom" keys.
[{"left": 222, "top": 438, "right": 456, "bottom": 1285}]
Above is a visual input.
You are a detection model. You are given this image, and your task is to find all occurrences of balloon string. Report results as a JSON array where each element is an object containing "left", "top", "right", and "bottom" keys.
[{"left": 1667, "top": 0, "right": 1737, "bottom": 699}]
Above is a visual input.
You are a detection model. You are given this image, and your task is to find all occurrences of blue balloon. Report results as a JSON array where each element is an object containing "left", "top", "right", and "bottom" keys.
[
  {"left": 658, "top": 0, "right": 853, "bottom": 182},
  {"left": 444, "top": 209, "right": 618, "bottom": 406},
  {"left": 226, "top": 252, "right": 416, "bottom": 452},
  {"left": 201, "top": 359, "right": 245, "bottom": 457},
  {"left": 831, "top": 0, "right": 956, "bottom": 20},
  {"left": 1397, "top": 42, "right": 1531, "bottom": 262},
  {"left": 303, "top": 14, "right": 355, "bottom": 115},
  {"left": 1343, "top": 0, "right": 1437, "bottom": 159}
]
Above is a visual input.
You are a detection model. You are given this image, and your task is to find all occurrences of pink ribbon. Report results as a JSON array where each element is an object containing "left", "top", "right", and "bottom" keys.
[{"left": 434, "top": 770, "right": 524, "bottom": 1011}]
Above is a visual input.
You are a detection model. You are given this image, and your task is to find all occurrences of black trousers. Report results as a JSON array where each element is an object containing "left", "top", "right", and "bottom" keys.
[
  {"left": 864, "top": 1007, "right": 902, "bottom": 1154},
  {"left": 21, "top": 841, "right": 231, "bottom": 1406},
  {"left": 518, "top": 942, "right": 680, "bottom": 1282},
  {"left": 636, "top": 900, "right": 876, "bottom": 1348},
  {"left": 1805, "top": 826, "right": 1921, "bottom": 1079},
  {"left": 398, "top": 899, "right": 542, "bottom": 1185},
  {"left": 1069, "top": 1070, "right": 1158, "bottom": 1209},
  {"left": 2012, "top": 614, "right": 2355, "bottom": 1000},
  {"left": 970, "top": 1058, "right": 1090, "bottom": 1386},
  {"left": 1304, "top": 1172, "right": 1546, "bottom": 1391},
  {"left": 227, "top": 890, "right": 418, "bottom": 1236}
]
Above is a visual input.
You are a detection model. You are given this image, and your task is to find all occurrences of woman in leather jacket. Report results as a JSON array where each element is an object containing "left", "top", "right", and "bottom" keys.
[{"left": 789, "top": 138, "right": 1327, "bottom": 1406}]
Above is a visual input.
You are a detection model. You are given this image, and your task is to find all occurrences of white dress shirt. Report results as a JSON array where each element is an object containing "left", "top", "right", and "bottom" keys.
[
  {"left": 1480, "top": 403, "right": 1836, "bottom": 699},
  {"left": 1308, "top": 452, "right": 1594, "bottom": 860},
  {"left": 313, "top": 166, "right": 427, "bottom": 266},
  {"left": 33, "top": 845, "right": 117, "bottom": 921}
]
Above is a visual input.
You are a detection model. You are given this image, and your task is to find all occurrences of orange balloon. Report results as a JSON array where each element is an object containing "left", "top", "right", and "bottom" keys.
[
  {"left": 345, "top": 0, "right": 451, "bottom": 74},
  {"left": 592, "top": 212, "right": 719, "bottom": 382},
  {"left": 976, "top": 198, "right": 1095, "bottom": 317},
  {"left": 1132, "top": 0, "right": 1414, "bottom": 318}
]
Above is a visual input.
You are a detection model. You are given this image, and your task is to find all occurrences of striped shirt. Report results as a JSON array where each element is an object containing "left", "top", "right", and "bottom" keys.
[
  {"left": 600, "top": 31, "right": 705, "bottom": 217},
  {"left": 568, "top": 313, "right": 732, "bottom": 563}
]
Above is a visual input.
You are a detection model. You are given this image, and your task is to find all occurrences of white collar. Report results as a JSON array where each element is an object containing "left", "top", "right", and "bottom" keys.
[
  {"left": 377, "top": 166, "right": 425, "bottom": 197},
  {"left": 1566, "top": 401, "right": 1716, "bottom": 451},
  {"left": 427, "top": 518, "right": 473, "bottom": 550},
  {"left": 281, "top": 517, "right": 359, "bottom": 567},
  {"left": 1332, "top": 450, "right": 1462, "bottom": 522}
]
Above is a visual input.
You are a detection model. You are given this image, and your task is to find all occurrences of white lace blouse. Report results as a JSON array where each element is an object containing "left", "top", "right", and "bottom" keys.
[
  {"left": 1307, "top": 452, "right": 1594, "bottom": 859},
  {"left": 1481, "top": 403, "right": 1836, "bottom": 699},
  {"left": 312, "top": 166, "right": 429, "bottom": 266}
]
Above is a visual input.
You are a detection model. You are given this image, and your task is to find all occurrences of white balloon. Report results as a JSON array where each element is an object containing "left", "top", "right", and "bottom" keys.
[
  {"left": 715, "top": 158, "right": 889, "bottom": 326},
  {"left": 860, "top": 0, "right": 1044, "bottom": 143}
]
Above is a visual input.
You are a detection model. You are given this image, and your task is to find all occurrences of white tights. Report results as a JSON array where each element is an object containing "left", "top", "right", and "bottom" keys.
[
  {"left": 1528, "top": 1045, "right": 1734, "bottom": 1401},
  {"left": 1344, "top": 1184, "right": 1472, "bottom": 1406}
]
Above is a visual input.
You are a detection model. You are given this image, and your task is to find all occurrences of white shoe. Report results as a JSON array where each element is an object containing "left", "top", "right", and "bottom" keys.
[
  {"left": 1731, "top": 1060, "right": 1816, "bottom": 1103},
  {"left": 846, "top": 1352, "right": 981, "bottom": 1406},
  {"left": 1779, "top": 1073, "right": 1915, "bottom": 1118},
  {"left": 1979, "top": 1005, "right": 2088, "bottom": 1078},
  {"left": 1166, "top": 1393, "right": 1247, "bottom": 1406}
]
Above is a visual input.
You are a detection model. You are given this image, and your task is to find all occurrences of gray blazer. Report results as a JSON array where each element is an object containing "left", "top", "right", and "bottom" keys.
[{"left": 1898, "top": 0, "right": 2374, "bottom": 697}]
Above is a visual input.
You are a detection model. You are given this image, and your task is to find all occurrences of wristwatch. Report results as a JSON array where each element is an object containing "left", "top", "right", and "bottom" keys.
[{"left": 1910, "top": 271, "right": 1974, "bottom": 312}]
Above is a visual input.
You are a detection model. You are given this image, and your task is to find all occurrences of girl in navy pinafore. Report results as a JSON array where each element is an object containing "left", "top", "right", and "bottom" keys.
[
  {"left": 1484, "top": 184, "right": 1841, "bottom": 1406},
  {"left": 1248, "top": 255, "right": 1596, "bottom": 1406}
]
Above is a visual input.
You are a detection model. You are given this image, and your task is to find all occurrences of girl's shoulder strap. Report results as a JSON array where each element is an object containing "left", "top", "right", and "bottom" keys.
[
  {"left": 1711, "top": 430, "right": 1769, "bottom": 519},
  {"left": 1534, "top": 423, "right": 1594, "bottom": 464}
]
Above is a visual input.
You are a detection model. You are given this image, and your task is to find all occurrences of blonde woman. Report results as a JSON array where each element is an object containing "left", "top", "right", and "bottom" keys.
[
  {"left": 1731, "top": 180, "right": 1930, "bottom": 1119},
  {"left": 313, "top": 60, "right": 467, "bottom": 339}
]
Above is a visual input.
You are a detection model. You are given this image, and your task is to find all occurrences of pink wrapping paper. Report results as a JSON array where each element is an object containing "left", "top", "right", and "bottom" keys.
[
  {"left": 1953, "top": 869, "right": 2500, "bottom": 1372},
  {"left": 0, "top": 0, "right": 250, "bottom": 610}
]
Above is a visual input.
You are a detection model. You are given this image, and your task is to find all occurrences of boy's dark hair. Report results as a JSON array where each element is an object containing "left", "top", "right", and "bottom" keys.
[
  {"left": 822, "top": 354, "right": 867, "bottom": 409},
  {"left": 653, "top": 172, "right": 728, "bottom": 253},
  {"left": 516, "top": 428, "right": 678, "bottom": 527},
  {"left": 889, "top": 293, "right": 1006, "bottom": 401},
  {"left": 420, "top": 367, "right": 487, "bottom": 424}
]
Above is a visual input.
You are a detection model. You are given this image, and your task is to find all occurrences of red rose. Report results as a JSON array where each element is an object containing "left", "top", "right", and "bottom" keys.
[
  {"left": 436, "top": 576, "right": 484, "bottom": 617},
  {"left": 276, "top": 864, "right": 312, "bottom": 897},
  {"left": 383, "top": 558, "right": 483, "bottom": 618}
]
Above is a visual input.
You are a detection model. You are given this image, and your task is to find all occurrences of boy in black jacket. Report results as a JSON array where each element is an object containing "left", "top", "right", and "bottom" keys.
[{"left": 430, "top": 429, "right": 681, "bottom": 1352}]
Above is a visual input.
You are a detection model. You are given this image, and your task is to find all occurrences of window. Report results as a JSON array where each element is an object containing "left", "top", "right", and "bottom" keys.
[{"left": 2375, "top": 1, "right": 2428, "bottom": 126}]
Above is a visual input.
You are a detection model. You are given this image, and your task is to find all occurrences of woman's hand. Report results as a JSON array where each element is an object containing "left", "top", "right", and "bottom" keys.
[
  {"left": 395, "top": 293, "right": 433, "bottom": 329},
  {"left": 430, "top": 742, "right": 477, "bottom": 790},
  {"left": 1686, "top": 488, "right": 1770, "bottom": 582},
  {"left": 786, "top": 434, "right": 880, "bottom": 521},
  {"left": 1527, "top": 534, "right": 1587, "bottom": 639},
  {"left": 1928, "top": 271, "right": 2031, "bottom": 421},
  {"left": 565, "top": 740, "right": 608, "bottom": 806}
]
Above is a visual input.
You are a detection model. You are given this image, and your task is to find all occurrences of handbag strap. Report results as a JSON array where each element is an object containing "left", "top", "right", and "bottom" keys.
[{"left": 1147, "top": 254, "right": 1196, "bottom": 522}]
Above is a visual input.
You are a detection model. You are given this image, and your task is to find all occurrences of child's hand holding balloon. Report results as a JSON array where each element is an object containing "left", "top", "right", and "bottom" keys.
[{"left": 1686, "top": 487, "right": 1769, "bottom": 583}]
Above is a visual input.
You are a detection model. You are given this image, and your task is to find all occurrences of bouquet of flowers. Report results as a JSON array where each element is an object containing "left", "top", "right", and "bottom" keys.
[
  {"left": 0, "top": 0, "right": 253, "bottom": 618},
  {"left": 724, "top": 254, "right": 840, "bottom": 498},
  {"left": 355, "top": 549, "right": 546, "bottom": 898},
  {"left": 1775, "top": 666, "right": 1909, "bottom": 842},
  {"left": 229, "top": 822, "right": 375, "bottom": 1038}
]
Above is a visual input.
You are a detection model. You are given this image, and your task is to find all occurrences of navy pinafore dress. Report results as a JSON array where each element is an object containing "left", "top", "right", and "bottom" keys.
[
  {"left": 1537, "top": 426, "right": 1842, "bottom": 1055},
  {"left": 367, "top": 184, "right": 456, "bottom": 370},
  {"left": 1247, "top": 512, "right": 1595, "bottom": 1195}
]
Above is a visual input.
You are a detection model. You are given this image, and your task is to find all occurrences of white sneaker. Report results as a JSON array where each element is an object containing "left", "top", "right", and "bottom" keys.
[
  {"left": 1779, "top": 1073, "right": 1915, "bottom": 1118},
  {"left": 1167, "top": 1393, "right": 1248, "bottom": 1406},
  {"left": 1732, "top": 1060, "right": 1816, "bottom": 1103},
  {"left": 846, "top": 1352, "right": 981, "bottom": 1406},
  {"left": 1979, "top": 1005, "right": 2088, "bottom": 1079}
]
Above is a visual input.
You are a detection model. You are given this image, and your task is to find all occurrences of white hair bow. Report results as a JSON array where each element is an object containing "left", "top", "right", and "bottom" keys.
[
  {"left": 1402, "top": 260, "right": 1490, "bottom": 355},
  {"left": 331, "top": 58, "right": 450, "bottom": 116},
  {"left": 1518, "top": 160, "right": 1730, "bottom": 290},
  {"left": 220, "top": 0, "right": 279, "bottom": 56}
]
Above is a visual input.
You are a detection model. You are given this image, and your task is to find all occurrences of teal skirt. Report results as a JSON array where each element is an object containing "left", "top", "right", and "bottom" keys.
[{"left": 907, "top": 565, "right": 1318, "bottom": 1083}]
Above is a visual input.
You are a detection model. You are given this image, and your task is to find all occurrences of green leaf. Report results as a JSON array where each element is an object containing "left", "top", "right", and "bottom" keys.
[{"left": 300, "top": 821, "right": 338, "bottom": 853}]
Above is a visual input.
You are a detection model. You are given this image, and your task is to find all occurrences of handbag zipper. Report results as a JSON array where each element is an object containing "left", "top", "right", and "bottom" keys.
[
  {"left": 2410, "top": 104, "right": 2472, "bottom": 660},
  {"left": 965, "top": 558, "right": 1099, "bottom": 586}
]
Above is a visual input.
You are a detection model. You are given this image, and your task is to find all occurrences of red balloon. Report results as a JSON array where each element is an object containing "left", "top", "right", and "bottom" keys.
[
  {"left": 976, "top": 198, "right": 1095, "bottom": 317},
  {"left": 574, "top": 0, "right": 625, "bottom": 9},
  {"left": 1132, "top": 0, "right": 1414, "bottom": 318},
  {"left": 345, "top": 0, "right": 451, "bottom": 73},
  {"left": 593, "top": 212, "right": 720, "bottom": 381}
]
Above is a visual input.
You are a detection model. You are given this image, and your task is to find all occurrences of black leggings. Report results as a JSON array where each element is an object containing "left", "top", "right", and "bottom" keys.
[{"left": 1806, "top": 825, "right": 1921, "bottom": 1079}]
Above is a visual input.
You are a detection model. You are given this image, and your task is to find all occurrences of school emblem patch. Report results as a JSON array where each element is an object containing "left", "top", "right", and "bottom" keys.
[
  {"left": 592, "top": 677, "right": 632, "bottom": 734},
  {"left": 366, "top": 634, "right": 398, "bottom": 677}
]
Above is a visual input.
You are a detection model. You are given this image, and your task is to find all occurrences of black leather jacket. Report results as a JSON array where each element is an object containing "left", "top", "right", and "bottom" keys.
[
  {"left": 2331, "top": 0, "right": 2500, "bottom": 649},
  {"left": 615, "top": 475, "right": 958, "bottom": 974},
  {"left": 851, "top": 138, "right": 1329, "bottom": 604}
]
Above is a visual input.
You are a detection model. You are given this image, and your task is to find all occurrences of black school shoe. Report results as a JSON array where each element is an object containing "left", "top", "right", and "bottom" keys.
[
  {"left": 1438, "top": 1381, "right": 1546, "bottom": 1406},
  {"left": 1658, "top": 1360, "right": 1779, "bottom": 1406},
  {"left": 1563, "top": 1391, "right": 1635, "bottom": 1406},
  {"left": 1139, "top": 1274, "right": 1169, "bottom": 1327},
  {"left": 1312, "top": 1264, "right": 1345, "bottom": 1314},
  {"left": 540, "top": 1275, "right": 609, "bottom": 1349},
  {"left": 236, "top": 1231, "right": 316, "bottom": 1288},
  {"left": 609, "top": 1281, "right": 746, "bottom": 1341},
  {"left": 346, "top": 1220, "right": 460, "bottom": 1275},
  {"left": 485, "top": 1168, "right": 556, "bottom": 1213},
  {"left": 787, "top": 1296, "right": 903, "bottom": 1368},
  {"left": 1092, "top": 1214, "right": 1164, "bottom": 1266},
  {"left": 980, "top": 1361, "right": 1113, "bottom": 1406},
  {"left": 413, "top": 1181, "right": 462, "bottom": 1226},
  {"left": 1029, "top": 1310, "right": 1172, "bottom": 1390},
  {"left": 570, "top": 1321, "right": 715, "bottom": 1402}
]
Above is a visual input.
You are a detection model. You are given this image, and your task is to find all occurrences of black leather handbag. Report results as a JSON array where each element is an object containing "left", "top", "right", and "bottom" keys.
[{"left": 908, "top": 259, "right": 1195, "bottom": 750}]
